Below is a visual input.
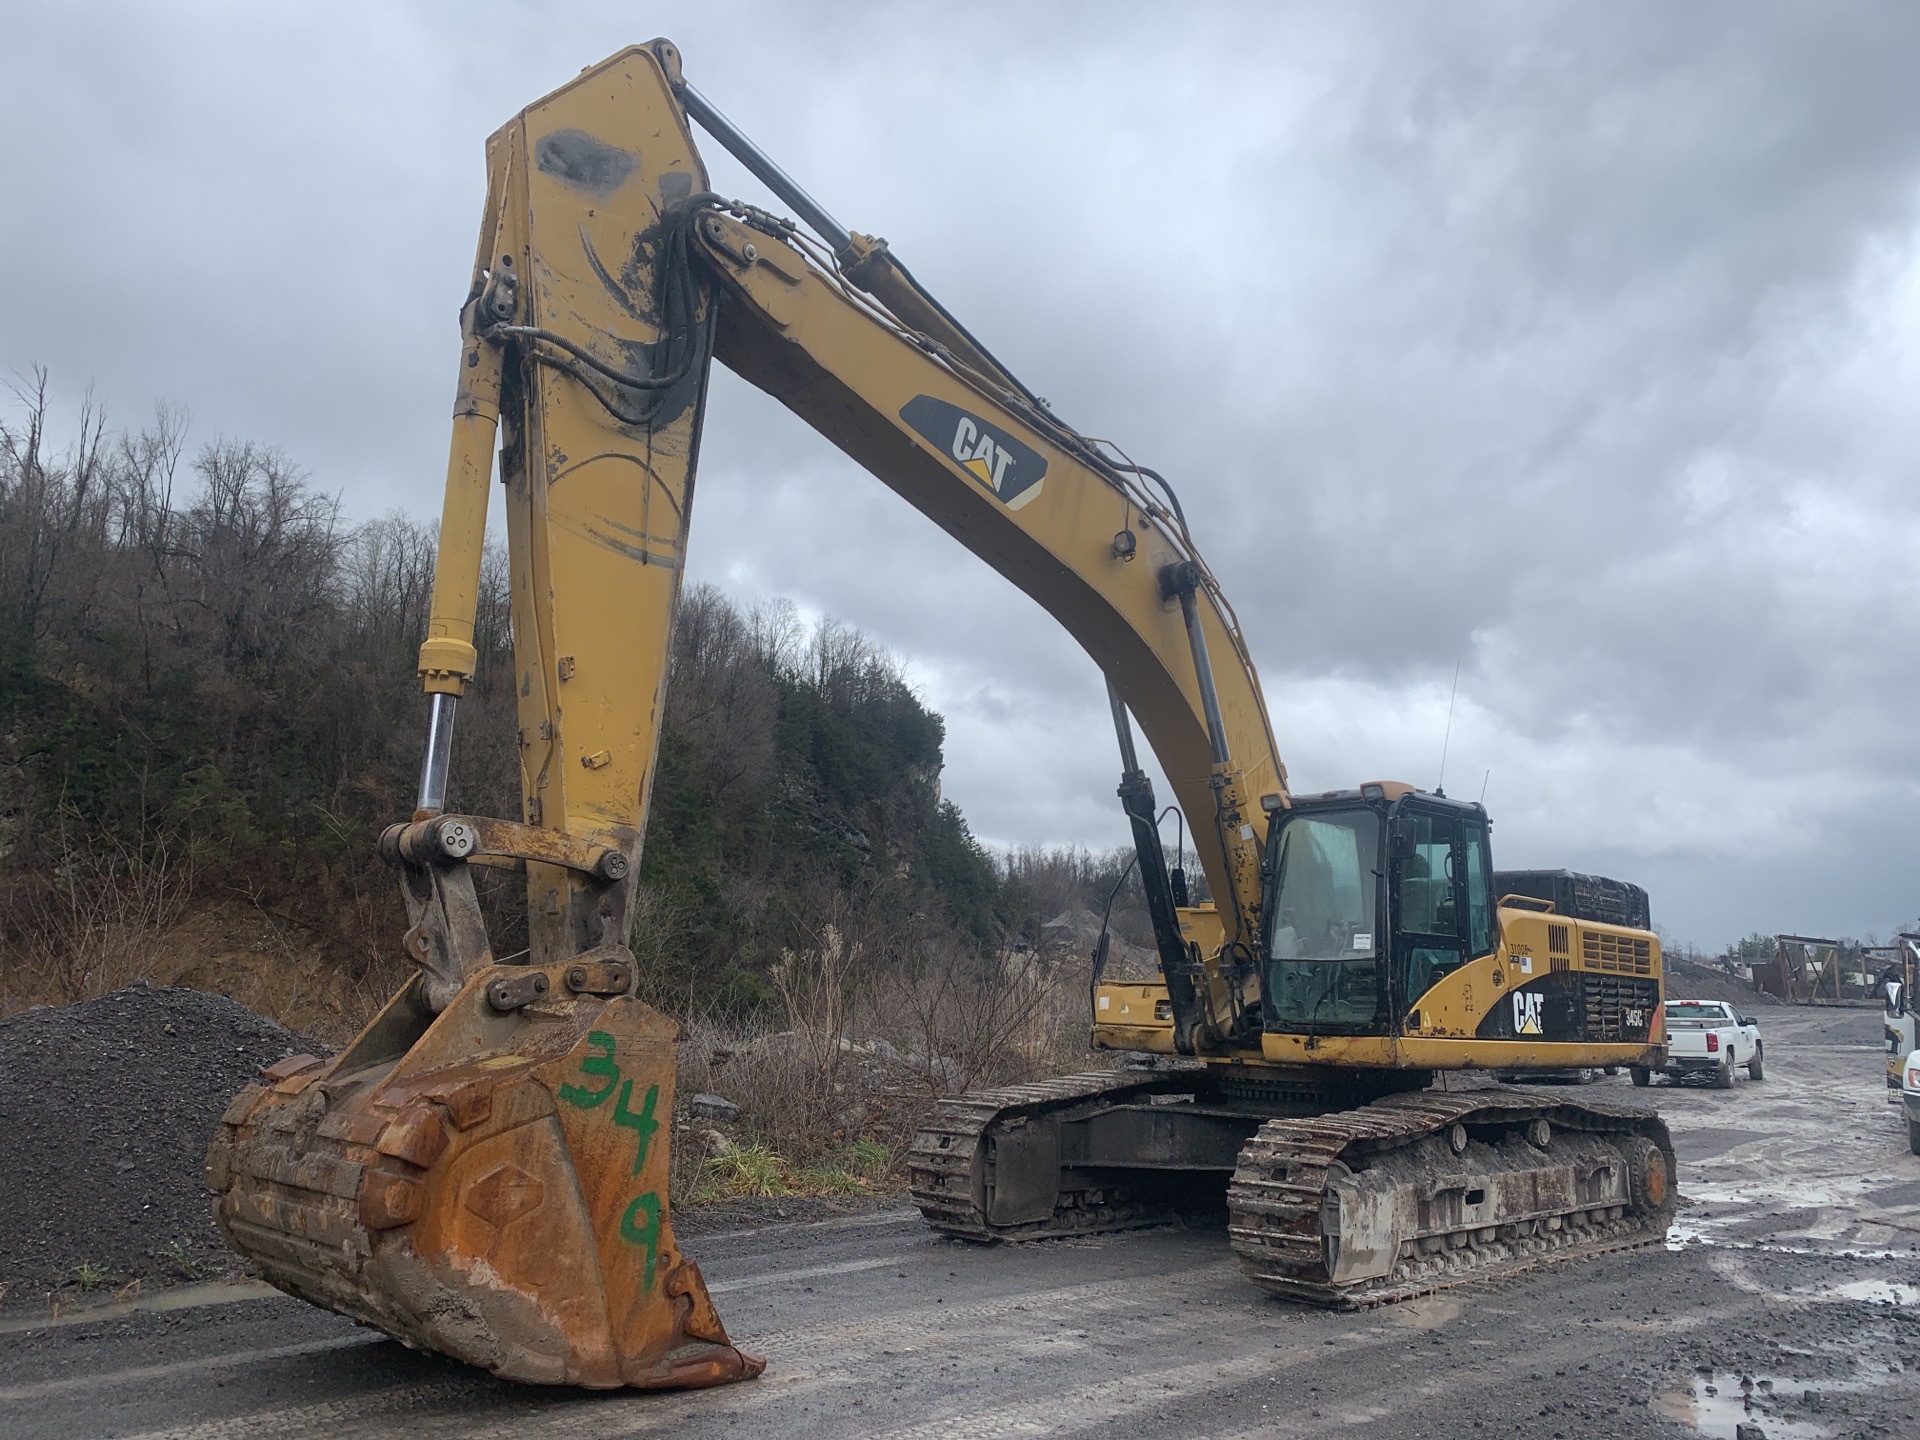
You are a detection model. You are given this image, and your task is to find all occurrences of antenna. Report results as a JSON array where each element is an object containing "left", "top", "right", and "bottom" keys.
[
  {"left": 1435, "top": 660, "right": 1460, "bottom": 797},
  {"left": 1478, "top": 768, "right": 1491, "bottom": 805}
]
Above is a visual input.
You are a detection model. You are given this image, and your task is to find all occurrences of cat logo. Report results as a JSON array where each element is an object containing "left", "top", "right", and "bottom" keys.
[
  {"left": 899, "top": 395, "right": 1047, "bottom": 509},
  {"left": 1512, "top": 990, "right": 1545, "bottom": 1036}
]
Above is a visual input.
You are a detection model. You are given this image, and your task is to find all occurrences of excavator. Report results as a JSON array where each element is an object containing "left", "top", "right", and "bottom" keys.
[{"left": 205, "top": 40, "right": 1676, "bottom": 1390}]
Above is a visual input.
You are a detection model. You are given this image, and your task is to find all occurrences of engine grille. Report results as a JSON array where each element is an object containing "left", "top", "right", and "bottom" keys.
[
  {"left": 1582, "top": 930, "right": 1653, "bottom": 975},
  {"left": 1582, "top": 974, "right": 1660, "bottom": 1041}
]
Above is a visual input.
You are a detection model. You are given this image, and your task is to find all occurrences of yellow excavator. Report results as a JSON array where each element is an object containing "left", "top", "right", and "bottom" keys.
[{"left": 206, "top": 40, "right": 1674, "bottom": 1389}]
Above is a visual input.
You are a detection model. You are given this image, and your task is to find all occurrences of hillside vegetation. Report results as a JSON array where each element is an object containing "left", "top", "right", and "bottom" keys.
[{"left": 0, "top": 375, "right": 1146, "bottom": 1077}]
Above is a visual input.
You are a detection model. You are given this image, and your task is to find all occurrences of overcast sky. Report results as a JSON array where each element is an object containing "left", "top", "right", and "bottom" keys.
[{"left": 7, "top": 2, "right": 1919, "bottom": 949}]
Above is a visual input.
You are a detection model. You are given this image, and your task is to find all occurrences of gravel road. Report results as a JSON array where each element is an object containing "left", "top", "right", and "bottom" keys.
[{"left": 2, "top": 1006, "right": 1916, "bottom": 1439}]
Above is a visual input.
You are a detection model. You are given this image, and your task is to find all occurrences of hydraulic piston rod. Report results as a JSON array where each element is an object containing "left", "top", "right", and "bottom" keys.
[
  {"left": 1177, "top": 589, "right": 1233, "bottom": 771},
  {"left": 1107, "top": 681, "right": 1210, "bottom": 1053},
  {"left": 675, "top": 82, "right": 853, "bottom": 253},
  {"left": 416, "top": 692, "right": 457, "bottom": 813}
]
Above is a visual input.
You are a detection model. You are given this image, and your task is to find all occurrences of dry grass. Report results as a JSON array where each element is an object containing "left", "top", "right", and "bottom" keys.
[
  {"left": 1, "top": 820, "right": 1110, "bottom": 1214},
  {"left": 0, "top": 807, "right": 194, "bottom": 1013},
  {"left": 664, "top": 918, "right": 1106, "bottom": 1205}
]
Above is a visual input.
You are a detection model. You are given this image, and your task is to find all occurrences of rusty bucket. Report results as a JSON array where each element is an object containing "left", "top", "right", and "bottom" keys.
[{"left": 207, "top": 963, "right": 763, "bottom": 1388}]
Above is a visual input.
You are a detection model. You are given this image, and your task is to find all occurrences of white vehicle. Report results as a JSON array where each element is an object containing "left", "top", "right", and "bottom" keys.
[
  {"left": 1902, "top": 1049, "right": 1920, "bottom": 1155},
  {"left": 1636, "top": 1000, "right": 1762, "bottom": 1089}
]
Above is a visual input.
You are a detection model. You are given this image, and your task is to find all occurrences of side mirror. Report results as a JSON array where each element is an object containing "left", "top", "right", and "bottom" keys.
[{"left": 1388, "top": 818, "right": 1416, "bottom": 861}]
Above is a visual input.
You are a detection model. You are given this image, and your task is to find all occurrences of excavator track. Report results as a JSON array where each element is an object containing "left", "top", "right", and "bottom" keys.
[
  {"left": 1227, "top": 1087, "right": 1676, "bottom": 1307},
  {"left": 911, "top": 1074, "right": 1674, "bottom": 1311},
  {"left": 909, "top": 1069, "right": 1212, "bottom": 1240}
]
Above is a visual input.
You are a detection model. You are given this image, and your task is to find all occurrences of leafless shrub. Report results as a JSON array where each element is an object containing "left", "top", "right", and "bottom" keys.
[
  {"left": 665, "top": 908, "right": 1104, "bottom": 1193},
  {"left": 0, "top": 806, "right": 195, "bottom": 1010}
]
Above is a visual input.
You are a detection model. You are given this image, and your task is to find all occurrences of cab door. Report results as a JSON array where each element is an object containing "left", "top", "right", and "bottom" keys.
[{"left": 1389, "top": 806, "right": 1496, "bottom": 1024}]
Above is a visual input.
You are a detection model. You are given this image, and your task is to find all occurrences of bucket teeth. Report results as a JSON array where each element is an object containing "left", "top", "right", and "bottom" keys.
[{"left": 207, "top": 966, "right": 763, "bottom": 1390}]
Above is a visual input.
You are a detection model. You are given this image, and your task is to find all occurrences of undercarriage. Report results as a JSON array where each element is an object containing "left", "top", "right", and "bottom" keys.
[{"left": 908, "top": 1068, "right": 1675, "bottom": 1307}]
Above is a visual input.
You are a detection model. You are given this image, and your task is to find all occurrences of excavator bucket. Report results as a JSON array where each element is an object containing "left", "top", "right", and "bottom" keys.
[{"left": 206, "top": 962, "right": 764, "bottom": 1389}]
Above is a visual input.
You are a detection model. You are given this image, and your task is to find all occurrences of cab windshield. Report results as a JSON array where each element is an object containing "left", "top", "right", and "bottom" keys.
[{"left": 1264, "top": 808, "right": 1381, "bottom": 1029}]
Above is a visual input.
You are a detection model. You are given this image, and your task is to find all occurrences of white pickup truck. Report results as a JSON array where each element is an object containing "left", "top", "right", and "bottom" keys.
[
  {"left": 1901, "top": 1049, "right": 1920, "bottom": 1155},
  {"left": 1635, "top": 999, "right": 1763, "bottom": 1089}
]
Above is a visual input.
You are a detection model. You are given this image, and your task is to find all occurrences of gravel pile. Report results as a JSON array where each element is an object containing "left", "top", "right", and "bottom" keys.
[
  {"left": 1666, "top": 954, "right": 1783, "bottom": 1009},
  {"left": 0, "top": 983, "right": 321, "bottom": 1296}
]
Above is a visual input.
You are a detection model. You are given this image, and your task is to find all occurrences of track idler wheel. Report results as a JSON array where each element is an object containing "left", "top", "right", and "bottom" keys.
[
  {"left": 1612, "top": 1131, "right": 1673, "bottom": 1215},
  {"left": 206, "top": 964, "right": 764, "bottom": 1389}
]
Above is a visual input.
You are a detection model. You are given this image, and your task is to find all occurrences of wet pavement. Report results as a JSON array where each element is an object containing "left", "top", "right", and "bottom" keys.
[{"left": 2, "top": 1005, "right": 1916, "bottom": 1438}]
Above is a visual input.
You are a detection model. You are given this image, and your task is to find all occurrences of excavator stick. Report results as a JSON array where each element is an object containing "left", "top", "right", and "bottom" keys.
[
  {"left": 207, "top": 962, "right": 762, "bottom": 1387},
  {"left": 207, "top": 44, "right": 765, "bottom": 1388}
]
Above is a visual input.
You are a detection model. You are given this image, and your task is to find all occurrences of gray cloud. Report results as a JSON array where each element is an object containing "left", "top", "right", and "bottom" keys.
[{"left": 7, "top": 2, "right": 1919, "bottom": 945}]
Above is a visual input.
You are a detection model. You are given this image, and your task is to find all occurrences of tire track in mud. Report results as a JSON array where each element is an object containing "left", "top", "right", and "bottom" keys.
[
  {"left": 864, "top": 1349, "right": 1288, "bottom": 1440},
  {"left": 0, "top": 1337, "right": 372, "bottom": 1404},
  {"left": 1657, "top": 1013, "right": 1920, "bottom": 1256},
  {"left": 29, "top": 1009, "right": 1920, "bottom": 1440},
  {"left": 106, "top": 1259, "right": 1257, "bottom": 1440},
  {"left": 123, "top": 1254, "right": 1709, "bottom": 1440}
]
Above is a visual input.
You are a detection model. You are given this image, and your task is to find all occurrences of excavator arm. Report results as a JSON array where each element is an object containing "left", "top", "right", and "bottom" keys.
[{"left": 209, "top": 40, "right": 1285, "bottom": 1388}]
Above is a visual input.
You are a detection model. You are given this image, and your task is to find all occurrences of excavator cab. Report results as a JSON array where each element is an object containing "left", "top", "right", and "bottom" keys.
[{"left": 1261, "top": 787, "right": 1496, "bottom": 1038}]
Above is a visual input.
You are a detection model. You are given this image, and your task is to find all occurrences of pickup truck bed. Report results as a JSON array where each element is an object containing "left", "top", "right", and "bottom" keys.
[{"left": 1641, "top": 1000, "right": 1762, "bottom": 1089}]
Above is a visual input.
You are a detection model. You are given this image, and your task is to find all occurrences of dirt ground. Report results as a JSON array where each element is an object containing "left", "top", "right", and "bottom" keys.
[{"left": 1, "top": 1006, "right": 1916, "bottom": 1439}]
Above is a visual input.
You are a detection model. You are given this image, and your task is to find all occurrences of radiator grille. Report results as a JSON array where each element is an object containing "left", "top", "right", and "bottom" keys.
[
  {"left": 1582, "top": 974, "right": 1660, "bottom": 1041},
  {"left": 1548, "top": 923, "right": 1570, "bottom": 954},
  {"left": 1581, "top": 930, "right": 1653, "bottom": 975}
]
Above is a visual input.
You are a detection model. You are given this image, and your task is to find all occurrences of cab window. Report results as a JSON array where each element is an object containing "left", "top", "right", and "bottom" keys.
[
  {"left": 1396, "top": 812, "right": 1463, "bottom": 1006},
  {"left": 1463, "top": 817, "right": 1494, "bottom": 959},
  {"left": 1264, "top": 809, "right": 1382, "bottom": 1030}
]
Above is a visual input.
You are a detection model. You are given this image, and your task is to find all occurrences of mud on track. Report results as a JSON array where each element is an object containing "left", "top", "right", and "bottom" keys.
[{"left": 2, "top": 1007, "right": 1917, "bottom": 1439}]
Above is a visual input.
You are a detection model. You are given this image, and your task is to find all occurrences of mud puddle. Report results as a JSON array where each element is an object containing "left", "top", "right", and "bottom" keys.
[
  {"left": 1655, "top": 1364, "right": 1903, "bottom": 1439},
  {"left": 1819, "top": 1278, "right": 1920, "bottom": 1305}
]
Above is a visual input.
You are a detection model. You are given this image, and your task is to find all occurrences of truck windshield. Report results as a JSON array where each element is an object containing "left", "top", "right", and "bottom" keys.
[
  {"left": 1265, "top": 809, "right": 1381, "bottom": 1029},
  {"left": 1665, "top": 1003, "right": 1726, "bottom": 1020}
]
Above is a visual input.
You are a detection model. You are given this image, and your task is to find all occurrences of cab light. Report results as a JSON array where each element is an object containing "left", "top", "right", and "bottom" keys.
[{"left": 1706, "top": 1032, "right": 1719, "bottom": 1053}]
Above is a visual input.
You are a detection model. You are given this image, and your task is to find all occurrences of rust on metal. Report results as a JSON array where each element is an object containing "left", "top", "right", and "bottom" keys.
[
  {"left": 486, "top": 970, "right": 552, "bottom": 1012},
  {"left": 1226, "top": 1088, "right": 1676, "bottom": 1306},
  {"left": 208, "top": 964, "right": 764, "bottom": 1389},
  {"left": 383, "top": 814, "right": 623, "bottom": 878},
  {"left": 564, "top": 956, "right": 634, "bottom": 997}
]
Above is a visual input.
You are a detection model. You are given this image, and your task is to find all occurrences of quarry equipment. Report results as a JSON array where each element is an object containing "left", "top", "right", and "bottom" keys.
[
  {"left": 207, "top": 39, "right": 1675, "bottom": 1387},
  {"left": 1881, "top": 933, "right": 1920, "bottom": 1094}
]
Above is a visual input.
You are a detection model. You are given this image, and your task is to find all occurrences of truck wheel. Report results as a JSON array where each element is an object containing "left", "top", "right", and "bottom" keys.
[
  {"left": 1910, "top": 1117, "right": 1920, "bottom": 1158},
  {"left": 1630, "top": 1067, "right": 1651, "bottom": 1088},
  {"left": 1746, "top": 1045, "right": 1763, "bottom": 1082},
  {"left": 1713, "top": 1057, "right": 1736, "bottom": 1090}
]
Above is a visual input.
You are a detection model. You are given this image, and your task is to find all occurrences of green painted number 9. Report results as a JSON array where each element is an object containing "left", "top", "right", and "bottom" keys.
[{"left": 621, "top": 1192, "right": 662, "bottom": 1288}]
